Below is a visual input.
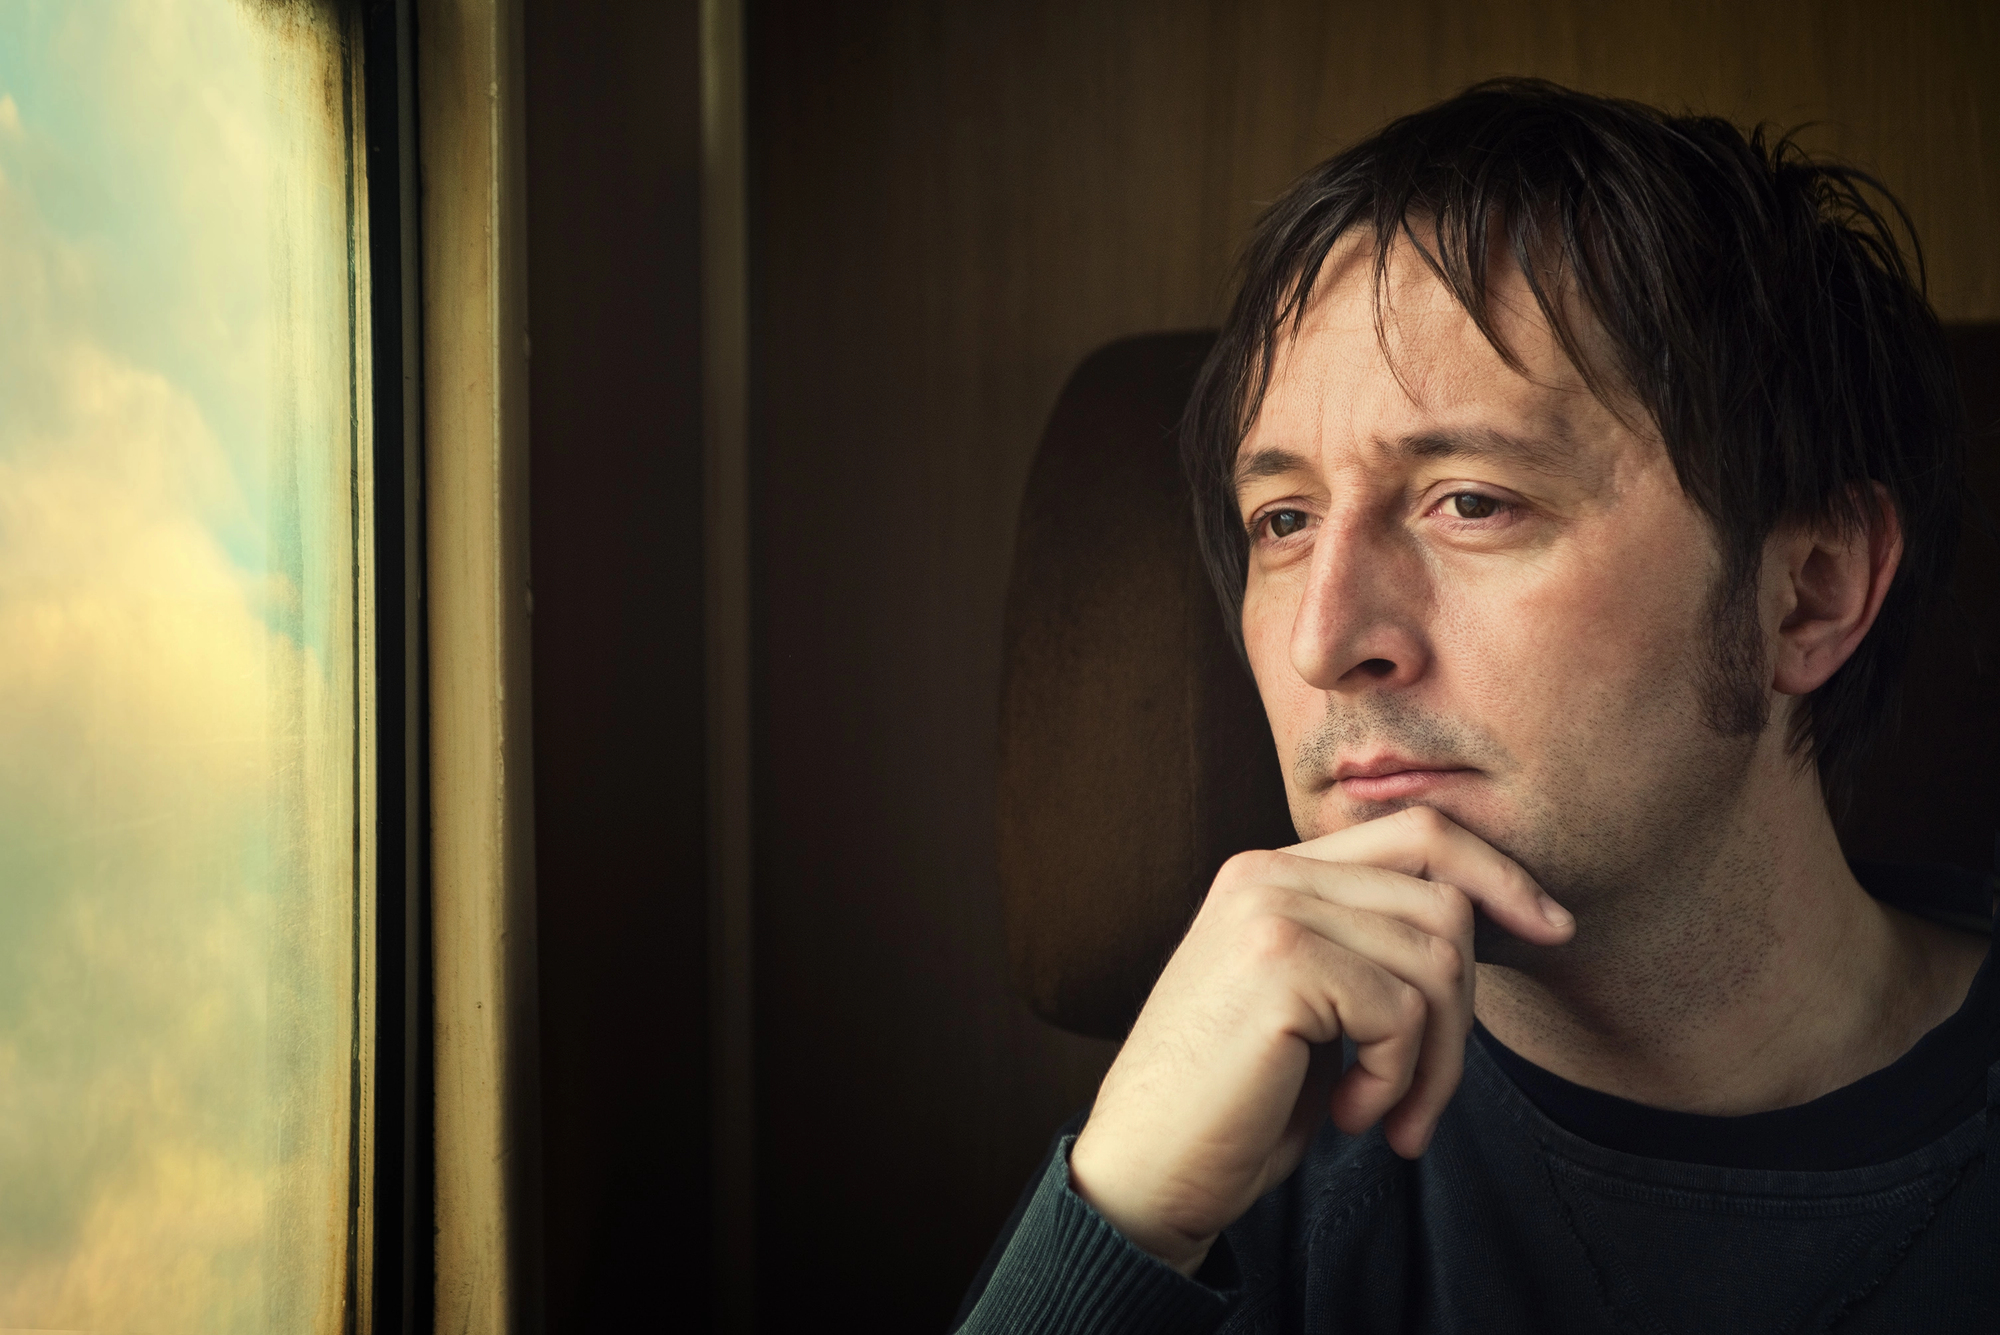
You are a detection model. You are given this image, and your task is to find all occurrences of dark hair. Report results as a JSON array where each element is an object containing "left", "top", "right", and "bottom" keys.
[{"left": 1181, "top": 77, "right": 1963, "bottom": 808}]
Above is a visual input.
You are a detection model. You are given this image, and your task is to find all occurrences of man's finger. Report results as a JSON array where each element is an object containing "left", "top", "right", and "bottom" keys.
[
  {"left": 1261, "top": 887, "right": 1470, "bottom": 1157},
  {"left": 1284, "top": 806, "right": 1573, "bottom": 944},
  {"left": 1250, "top": 927, "right": 1428, "bottom": 1110},
  {"left": 1245, "top": 856, "right": 1474, "bottom": 948}
]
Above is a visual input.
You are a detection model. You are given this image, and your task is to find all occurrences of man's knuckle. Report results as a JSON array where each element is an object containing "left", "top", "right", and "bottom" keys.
[
  {"left": 1391, "top": 978, "right": 1427, "bottom": 1026},
  {"left": 1239, "top": 912, "right": 1305, "bottom": 963},
  {"left": 1424, "top": 934, "right": 1464, "bottom": 978},
  {"left": 1436, "top": 889, "right": 1474, "bottom": 937},
  {"left": 1214, "top": 850, "right": 1254, "bottom": 886},
  {"left": 1415, "top": 880, "right": 1467, "bottom": 934},
  {"left": 1232, "top": 882, "right": 1292, "bottom": 920},
  {"left": 1219, "top": 848, "right": 1280, "bottom": 886}
]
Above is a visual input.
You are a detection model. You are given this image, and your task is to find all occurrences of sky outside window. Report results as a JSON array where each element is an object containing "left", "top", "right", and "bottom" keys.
[{"left": 0, "top": 2, "right": 369, "bottom": 1329}]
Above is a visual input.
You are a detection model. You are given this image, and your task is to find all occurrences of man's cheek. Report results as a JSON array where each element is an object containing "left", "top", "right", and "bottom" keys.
[
  {"left": 1459, "top": 554, "right": 1682, "bottom": 709},
  {"left": 1248, "top": 630, "right": 1315, "bottom": 738},
  {"left": 1241, "top": 594, "right": 1294, "bottom": 694}
]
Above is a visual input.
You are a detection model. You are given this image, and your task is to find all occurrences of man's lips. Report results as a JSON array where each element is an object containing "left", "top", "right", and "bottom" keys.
[{"left": 1330, "top": 757, "right": 1476, "bottom": 803}]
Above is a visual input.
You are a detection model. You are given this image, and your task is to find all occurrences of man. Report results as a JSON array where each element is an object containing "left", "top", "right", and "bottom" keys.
[{"left": 955, "top": 80, "right": 1997, "bottom": 1332}]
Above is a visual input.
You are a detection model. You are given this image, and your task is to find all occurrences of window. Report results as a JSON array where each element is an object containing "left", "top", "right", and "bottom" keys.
[{"left": 0, "top": 3, "right": 378, "bottom": 1328}]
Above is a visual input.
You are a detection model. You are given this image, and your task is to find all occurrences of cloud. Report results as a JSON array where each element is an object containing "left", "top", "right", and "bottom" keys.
[{"left": 0, "top": 4, "right": 359, "bottom": 1330}]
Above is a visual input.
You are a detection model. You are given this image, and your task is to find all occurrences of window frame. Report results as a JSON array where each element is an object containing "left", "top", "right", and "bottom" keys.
[
  {"left": 360, "top": 1, "right": 542, "bottom": 1331},
  {"left": 406, "top": 1, "right": 542, "bottom": 1332},
  {"left": 360, "top": 1, "right": 433, "bottom": 1331}
]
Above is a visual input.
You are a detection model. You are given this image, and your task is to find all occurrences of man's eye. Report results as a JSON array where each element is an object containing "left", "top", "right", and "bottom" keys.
[
  {"left": 1447, "top": 492, "right": 1501, "bottom": 519},
  {"left": 1265, "top": 509, "right": 1309, "bottom": 539}
]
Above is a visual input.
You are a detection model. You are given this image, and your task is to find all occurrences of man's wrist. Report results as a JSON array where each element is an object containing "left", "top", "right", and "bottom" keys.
[{"left": 1067, "top": 1132, "right": 1218, "bottom": 1276}]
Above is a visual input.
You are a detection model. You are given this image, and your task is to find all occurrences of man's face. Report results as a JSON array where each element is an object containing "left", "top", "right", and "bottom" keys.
[{"left": 1236, "top": 237, "right": 1768, "bottom": 917}]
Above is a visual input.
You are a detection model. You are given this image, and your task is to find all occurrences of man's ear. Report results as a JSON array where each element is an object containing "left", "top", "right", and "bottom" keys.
[{"left": 1770, "top": 483, "right": 1903, "bottom": 697}]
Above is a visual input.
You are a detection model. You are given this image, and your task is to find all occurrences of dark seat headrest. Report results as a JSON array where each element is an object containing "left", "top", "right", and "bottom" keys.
[{"left": 999, "top": 328, "right": 2000, "bottom": 1041}]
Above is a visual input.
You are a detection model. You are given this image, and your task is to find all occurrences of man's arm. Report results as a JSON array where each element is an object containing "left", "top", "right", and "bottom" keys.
[
  {"left": 952, "top": 1126, "right": 1237, "bottom": 1335},
  {"left": 953, "top": 1112, "right": 1086, "bottom": 1330}
]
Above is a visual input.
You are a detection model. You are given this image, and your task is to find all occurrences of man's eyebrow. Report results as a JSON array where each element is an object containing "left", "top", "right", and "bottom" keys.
[
  {"left": 1394, "top": 425, "right": 1581, "bottom": 474},
  {"left": 1231, "top": 447, "right": 1314, "bottom": 494},
  {"left": 1231, "top": 426, "right": 1582, "bottom": 500}
]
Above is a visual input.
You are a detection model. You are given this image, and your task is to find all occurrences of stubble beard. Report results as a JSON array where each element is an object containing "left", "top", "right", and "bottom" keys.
[{"left": 1286, "top": 569, "right": 1772, "bottom": 973}]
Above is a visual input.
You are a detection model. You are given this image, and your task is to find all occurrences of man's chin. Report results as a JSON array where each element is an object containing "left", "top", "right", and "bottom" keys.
[
  {"left": 1472, "top": 912, "right": 1567, "bottom": 968},
  {"left": 1300, "top": 789, "right": 1499, "bottom": 843}
]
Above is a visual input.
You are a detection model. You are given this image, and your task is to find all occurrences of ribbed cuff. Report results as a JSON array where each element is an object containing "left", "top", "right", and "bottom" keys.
[{"left": 954, "top": 1136, "right": 1236, "bottom": 1335}]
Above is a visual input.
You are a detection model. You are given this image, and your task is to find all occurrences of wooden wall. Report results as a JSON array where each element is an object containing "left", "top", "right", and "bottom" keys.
[
  {"left": 523, "top": 1, "right": 710, "bottom": 1326},
  {"left": 745, "top": 1, "right": 1999, "bottom": 1329}
]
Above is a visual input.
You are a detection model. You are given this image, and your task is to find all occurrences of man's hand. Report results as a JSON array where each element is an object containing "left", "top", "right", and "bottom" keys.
[{"left": 1066, "top": 806, "right": 1574, "bottom": 1275}]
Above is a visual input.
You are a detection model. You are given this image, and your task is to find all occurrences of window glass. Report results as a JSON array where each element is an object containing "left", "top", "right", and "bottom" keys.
[{"left": 0, "top": 2, "right": 370, "bottom": 1330}]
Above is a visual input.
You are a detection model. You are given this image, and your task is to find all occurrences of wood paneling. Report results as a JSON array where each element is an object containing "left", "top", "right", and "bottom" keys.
[
  {"left": 746, "top": 3, "right": 1998, "bottom": 1328},
  {"left": 523, "top": 1, "right": 711, "bottom": 1327}
]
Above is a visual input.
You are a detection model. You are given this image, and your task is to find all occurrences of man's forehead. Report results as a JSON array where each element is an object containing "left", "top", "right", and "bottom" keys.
[{"left": 1234, "top": 242, "right": 1644, "bottom": 491}]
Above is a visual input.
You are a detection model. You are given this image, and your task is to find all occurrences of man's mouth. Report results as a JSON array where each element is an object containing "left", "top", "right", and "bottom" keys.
[{"left": 1330, "top": 755, "right": 1476, "bottom": 804}]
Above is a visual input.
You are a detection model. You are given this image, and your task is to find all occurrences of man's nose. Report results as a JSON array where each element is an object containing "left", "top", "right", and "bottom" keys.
[{"left": 1289, "top": 512, "right": 1431, "bottom": 692}]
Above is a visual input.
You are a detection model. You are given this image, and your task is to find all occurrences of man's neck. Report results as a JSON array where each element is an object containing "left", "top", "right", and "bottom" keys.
[{"left": 1473, "top": 742, "right": 1987, "bottom": 1116}]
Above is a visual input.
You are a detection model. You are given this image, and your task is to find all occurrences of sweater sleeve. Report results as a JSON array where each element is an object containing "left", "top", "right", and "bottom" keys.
[{"left": 951, "top": 1134, "right": 1237, "bottom": 1334}]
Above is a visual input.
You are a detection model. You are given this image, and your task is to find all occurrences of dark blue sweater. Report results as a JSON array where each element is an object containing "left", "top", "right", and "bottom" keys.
[{"left": 955, "top": 866, "right": 2000, "bottom": 1333}]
